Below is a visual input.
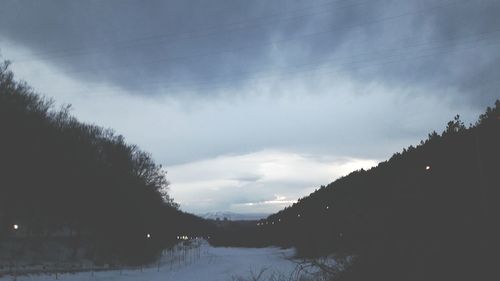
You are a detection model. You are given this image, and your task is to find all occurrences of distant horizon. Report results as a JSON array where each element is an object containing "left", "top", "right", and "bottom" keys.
[{"left": 198, "top": 211, "right": 270, "bottom": 221}]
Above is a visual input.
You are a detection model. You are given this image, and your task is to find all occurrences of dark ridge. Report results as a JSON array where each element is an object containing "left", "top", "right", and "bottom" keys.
[
  {"left": 257, "top": 100, "right": 499, "bottom": 281},
  {"left": 0, "top": 60, "right": 214, "bottom": 265}
]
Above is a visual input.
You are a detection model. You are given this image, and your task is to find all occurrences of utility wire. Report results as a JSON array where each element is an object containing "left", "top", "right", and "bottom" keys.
[
  {"left": 10, "top": 0, "right": 466, "bottom": 64},
  {"left": 1, "top": 0, "right": 357, "bottom": 50},
  {"left": 11, "top": 0, "right": 467, "bottom": 77},
  {"left": 43, "top": 34, "right": 500, "bottom": 97},
  {"left": 9, "top": 0, "right": 371, "bottom": 62}
]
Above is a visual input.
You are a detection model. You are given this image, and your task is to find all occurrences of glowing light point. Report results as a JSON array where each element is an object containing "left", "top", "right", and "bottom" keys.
[
  {"left": 326, "top": 206, "right": 329, "bottom": 210},
  {"left": 297, "top": 214, "right": 301, "bottom": 218},
  {"left": 146, "top": 233, "right": 151, "bottom": 238},
  {"left": 425, "top": 165, "right": 431, "bottom": 171},
  {"left": 13, "top": 224, "right": 19, "bottom": 230}
]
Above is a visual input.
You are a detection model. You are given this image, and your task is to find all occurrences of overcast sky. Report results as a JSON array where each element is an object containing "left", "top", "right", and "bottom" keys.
[{"left": 1, "top": 0, "right": 499, "bottom": 214}]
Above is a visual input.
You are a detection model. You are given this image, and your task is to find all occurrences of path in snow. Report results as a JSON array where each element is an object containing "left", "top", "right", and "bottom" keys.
[{"left": 0, "top": 241, "right": 302, "bottom": 281}]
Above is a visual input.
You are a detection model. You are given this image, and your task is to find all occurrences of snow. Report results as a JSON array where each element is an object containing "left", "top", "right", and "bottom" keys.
[{"left": 0, "top": 240, "right": 304, "bottom": 281}]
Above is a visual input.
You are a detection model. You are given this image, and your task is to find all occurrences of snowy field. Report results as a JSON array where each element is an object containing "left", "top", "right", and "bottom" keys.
[{"left": 0, "top": 241, "right": 311, "bottom": 281}]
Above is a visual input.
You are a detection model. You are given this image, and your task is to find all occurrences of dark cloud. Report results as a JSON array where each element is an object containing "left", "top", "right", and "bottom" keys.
[
  {"left": 0, "top": 0, "right": 285, "bottom": 93},
  {"left": 1, "top": 0, "right": 498, "bottom": 107}
]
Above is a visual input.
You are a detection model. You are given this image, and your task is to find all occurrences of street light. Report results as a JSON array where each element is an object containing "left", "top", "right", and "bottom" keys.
[
  {"left": 146, "top": 233, "right": 151, "bottom": 239},
  {"left": 425, "top": 165, "right": 431, "bottom": 171},
  {"left": 13, "top": 224, "right": 19, "bottom": 230}
]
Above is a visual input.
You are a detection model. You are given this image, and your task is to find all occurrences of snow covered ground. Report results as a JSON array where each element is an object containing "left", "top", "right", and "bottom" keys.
[{"left": 0, "top": 240, "right": 309, "bottom": 281}]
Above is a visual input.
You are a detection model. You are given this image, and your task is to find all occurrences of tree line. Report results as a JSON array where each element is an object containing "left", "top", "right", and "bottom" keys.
[
  {"left": 0, "top": 60, "right": 213, "bottom": 264},
  {"left": 257, "top": 101, "right": 499, "bottom": 281}
]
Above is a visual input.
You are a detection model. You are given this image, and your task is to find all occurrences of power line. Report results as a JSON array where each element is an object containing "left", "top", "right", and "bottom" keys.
[
  {"left": 11, "top": 0, "right": 468, "bottom": 77},
  {"left": 104, "top": 30, "right": 500, "bottom": 88},
  {"left": 130, "top": 38, "right": 500, "bottom": 93},
  {"left": 58, "top": 23, "right": 500, "bottom": 79},
  {"left": 2, "top": 0, "right": 356, "bottom": 51},
  {"left": 42, "top": 34, "right": 500, "bottom": 97},
  {"left": 10, "top": 0, "right": 467, "bottom": 64},
  {"left": 9, "top": 0, "right": 371, "bottom": 63}
]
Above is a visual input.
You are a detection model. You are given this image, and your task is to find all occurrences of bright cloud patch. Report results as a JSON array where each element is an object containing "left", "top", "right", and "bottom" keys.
[{"left": 167, "top": 150, "right": 377, "bottom": 214}]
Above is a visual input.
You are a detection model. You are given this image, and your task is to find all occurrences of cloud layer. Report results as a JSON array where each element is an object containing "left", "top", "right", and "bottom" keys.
[
  {"left": 1, "top": 0, "right": 499, "bottom": 105},
  {"left": 1, "top": 0, "right": 498, "bottom": 213},
  {"left": 167, "top": 150, "right": 377, "bottom": 213}
]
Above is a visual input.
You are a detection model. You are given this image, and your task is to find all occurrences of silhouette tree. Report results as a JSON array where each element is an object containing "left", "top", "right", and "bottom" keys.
[
  {"left": 256, "top": 100, "right": 499, "bottom": 281},
  {"left": 0, "top": 60, "right": 212, "bottom": 264}
]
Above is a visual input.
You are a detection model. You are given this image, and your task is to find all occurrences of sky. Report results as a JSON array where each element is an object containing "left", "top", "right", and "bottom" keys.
[{"left": 1, "top": 0, "right": 499, "bottom": 214}]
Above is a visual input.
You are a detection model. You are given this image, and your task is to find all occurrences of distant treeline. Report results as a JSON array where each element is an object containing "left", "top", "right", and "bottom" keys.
[
  {"left": 260, "top": 101, "right": 499, "bottom": 280},
  {"left": 0, "top": 61, "right": 213, "bottom": 264}
]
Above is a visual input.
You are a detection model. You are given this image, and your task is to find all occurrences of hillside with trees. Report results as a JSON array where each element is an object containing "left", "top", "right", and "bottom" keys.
[
  {"left": 258, "top": 101, "right": 499, "bottom": 280},
  {"left": 1, "top": 56, "right": 498, "bottom": 279},
  {"left": 0, "top": 61, "right": 213, "bottom": 265}
]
